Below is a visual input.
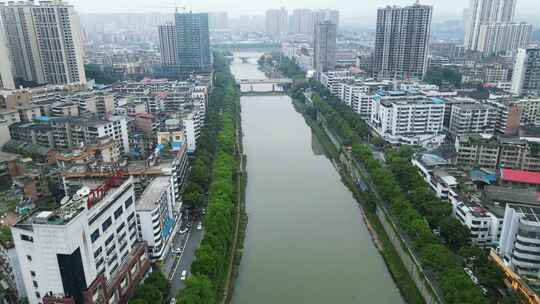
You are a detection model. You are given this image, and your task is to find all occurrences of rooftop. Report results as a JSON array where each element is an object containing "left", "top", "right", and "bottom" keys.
[
  {"left": 500, "top": 169, "right": 540, "bottom": 185},
  {"left": 510, "top": 204, "right": 540, "bottom": 223},
  {"left": 136, "top": 176, "right": 170, "bottom": 211},
  {"left": 484, "top": 185, "right": 539, "bottom": 206},
  {"left": 16, "top": 175, "right": 129, "bottom": 228},
  {"left": 0, "top": 151, "right": 19, "bottom": 162},
  {"left": 418, "top": 153, "right": 449, "bottom": 168}
]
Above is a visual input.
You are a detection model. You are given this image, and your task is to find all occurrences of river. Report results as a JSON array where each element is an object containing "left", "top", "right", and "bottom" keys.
[{"left": 230, "top": 52, "right": 404, "bottom": 304}]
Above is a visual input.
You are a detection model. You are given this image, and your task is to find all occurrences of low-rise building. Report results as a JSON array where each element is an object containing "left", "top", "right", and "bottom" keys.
[
  {"left": 448, "top": 102, "right": 497, "bottom": 136},
  {"left": 450, "top": 195, "right": 501, "bottom": 247},
  {"left": 499, "top": 169, "right": 540, "bottom": 189},
  {"left": 0, "top": 236, "right": 25, "bottom": 301},
  {"left": 454, "top": 135, "right": 540, "bottom": 172},
  {"left": 370, "top": 93, "right": 445, "bottom": 147},
  {"left": 320, "top": 70, "right": 353, "bottom": 96}
]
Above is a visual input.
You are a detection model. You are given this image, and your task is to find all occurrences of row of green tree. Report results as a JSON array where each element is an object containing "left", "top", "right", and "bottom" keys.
[
  {"left": 176, "top": 52, "right": 240, "bottom": 304},
  {"left": 84, "top": 64, "right": 121, "bottom": 85},
  {"left": 130, "top": 272, "right": 170, "bottom": 304},
  {"left": 268, "top": 55, "right": 308, "bottom": 81},
  {"left": 354, "top": 144, "right": 486, "bottom": 303}
]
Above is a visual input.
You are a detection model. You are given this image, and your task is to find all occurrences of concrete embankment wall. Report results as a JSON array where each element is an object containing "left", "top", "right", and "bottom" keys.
[{"left": 375, "top": 207, "right": 441, "bottom": 304}]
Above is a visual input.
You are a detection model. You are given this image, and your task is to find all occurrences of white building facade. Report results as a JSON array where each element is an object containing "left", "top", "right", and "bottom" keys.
[
  {"left": 477, "top": 22, "right": 532, "bottom": 56},
  {"left": 136, "top": 176, "right": 177, "bottom": 261},
  {"left": 370, "top": 95, "right": 446, "bottom": 147},
  {"left": 11, "top": 176, "right": 150, "bottom": 304},
  {"left": 511, "top": 48, "right": 540, "bottom": 96},
  {"left": 499, "top": 204, "right": 540, "bottom": 290}
]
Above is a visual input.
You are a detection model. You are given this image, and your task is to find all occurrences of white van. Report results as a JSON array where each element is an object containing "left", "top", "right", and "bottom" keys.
[{"left": 180, "top": 270, "right": 187, "bottom": 281}]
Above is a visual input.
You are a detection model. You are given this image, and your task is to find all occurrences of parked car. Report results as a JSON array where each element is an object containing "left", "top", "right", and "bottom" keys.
[
  {"left": 180, "top": 270, "right": 187, "bottom": 281},
  {"left": 171, "top": 247, "right": 182, "bottom": 254},
  {"left": 170, "top": 298, "right": 177, "bottom": 304},
  {"left": 480, "top": 286, "right": 488, "bottom": 296},
  {"left": 197, "top": 222, "right": 202, "bottom": 230},
  {"left": 464, "top": 267, "right": 479, "bottom": 285}
]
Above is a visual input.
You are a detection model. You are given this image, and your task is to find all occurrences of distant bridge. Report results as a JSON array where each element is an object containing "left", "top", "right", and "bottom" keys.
[{"left": 236, "top": 78, "right": 293, "bottom": 85}]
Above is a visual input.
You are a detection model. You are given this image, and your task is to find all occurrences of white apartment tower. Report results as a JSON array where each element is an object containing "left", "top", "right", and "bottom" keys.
[
  {"left": 265, "top": 7, "right": 288, "bottom": 37},
  {"left": 373, "top": 4, "right": 433, "bottom": 80},
  {"left": 0, "top": 0, "right": 86, "bottom": 85},
  {"left": 477, "top": 22, "right": 532, "bottom": 56},
  {"left": 463, "top": 0, "right": 522, "bottom": 52},
  {"left": 158, "top": 23, "right": 177, "bottom": 66},
  {"left": 290, "top": 9, "right": 313, "bottom": 35},
  {"left": 0, "top": 13, "right": 14, "bottom": 89}
]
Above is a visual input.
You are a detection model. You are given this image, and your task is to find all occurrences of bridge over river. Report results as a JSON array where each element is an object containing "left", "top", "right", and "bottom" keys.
[{"left": 236, "top": 78, "right": 293, "bottom": 94}]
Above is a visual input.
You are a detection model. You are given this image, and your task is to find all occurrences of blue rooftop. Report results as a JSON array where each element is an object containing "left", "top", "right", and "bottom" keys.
[
  {"left": 470, "top": 169, "right": 496, "bottom": 184},
  {"left": 34, "top": 115, "right": 49, "bottom": 122},
  {"left": 431, "top": 98, "right": 445, "bottom": 104}
]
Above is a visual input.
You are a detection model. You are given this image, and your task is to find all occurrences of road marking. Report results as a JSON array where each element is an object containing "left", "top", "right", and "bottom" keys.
[{"left": 169, "top": 229, "right": 192, "bottom": 281}]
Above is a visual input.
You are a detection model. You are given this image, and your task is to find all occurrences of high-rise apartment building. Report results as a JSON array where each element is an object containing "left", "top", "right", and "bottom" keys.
[
  {"left": 511, "top": 48, "right": 540, "bottom": 95},
  {"left": 158, "top": 23, "right": 177, "bottom": 66},
  {"left": 463, "top": 0, "right": 518, "bottom": 51},
  {"left": 313, "top": 9, "right": 339, "bottom": 28},
  {"left": 373, "top": 4, "right": 433, "bottom": 80},
  {"left": 265, "top": 7, "right": 288, "bottom": 37},
  {"left": 0, "top": 14, "right": 14, "bottom": 89},
  {"left": 313, "top": 21, "right": 337, "bottom": 75},
  {"left": 208, "top": 12, "right": 228, "bottom": 31},
  {"left": 289, "top": 9, "right": 339, "bottom": 36},
  {"left": 477, "top": 22, "right": 532, "bottom": 56},
  {"left": 174, "top": 12, "right": 211, "bottom": 73},
  {"left": 0, "top": 0, "right": 86, "bottom": 85},
  {"left": 290, "top": 9, "right": 313, "bottom": 35}
]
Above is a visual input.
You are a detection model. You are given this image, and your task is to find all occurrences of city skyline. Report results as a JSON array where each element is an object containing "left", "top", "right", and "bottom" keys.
[{"left": 68, "top": 0, "right": 539, "bottom": 22}]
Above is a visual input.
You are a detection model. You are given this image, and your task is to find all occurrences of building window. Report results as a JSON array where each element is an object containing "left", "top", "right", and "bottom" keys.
[
  {"left": 94, "top": 247, "right": 102, "bottom": 258},
  {"left": 130, "top": 264, "right": 138, "bottom": 276},
  {"left": 33, "top": 281, "right": 38, "bottom": 288},
  {"left": 120, "top": 276, "right": 128, "bottom": 289},
  {"left": 26, "top": 255, "right": 32, "bottom": 262},
  {"left": 105, "top": 234, "right": 114, "bottom": 246},
  {"left": 125, "top": 197, "right": 133, "bottom": 209},
  {"left": 102, "top": 217, "right": 112, "bottom": 232},
  {"left": 30, "top": 271, "right": 36, "bottom": 277},
  {"left": 91, "top": 229, "right": 100, "bottom": 243},
  {"left": 114, "top": 206, "right": 123, "bottom": 219},
  {"left": 35, "top": 292, "right": 40, "bottom": 298},
  {"left": 116, "top": 222, "right": 126, "bottom": 233},
  {"left": 21, "top": 234, "right": 34, "bottom": 242}
]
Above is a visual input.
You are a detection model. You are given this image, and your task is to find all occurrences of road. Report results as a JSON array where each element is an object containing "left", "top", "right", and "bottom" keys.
[{"left": 167, "top": 219, "right": 204, "bottom": 298}]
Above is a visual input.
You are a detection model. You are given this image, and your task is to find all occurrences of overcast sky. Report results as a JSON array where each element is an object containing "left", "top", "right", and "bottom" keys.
[{"left": 70, "top": 0, "right": 539, "bottom": 23}]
